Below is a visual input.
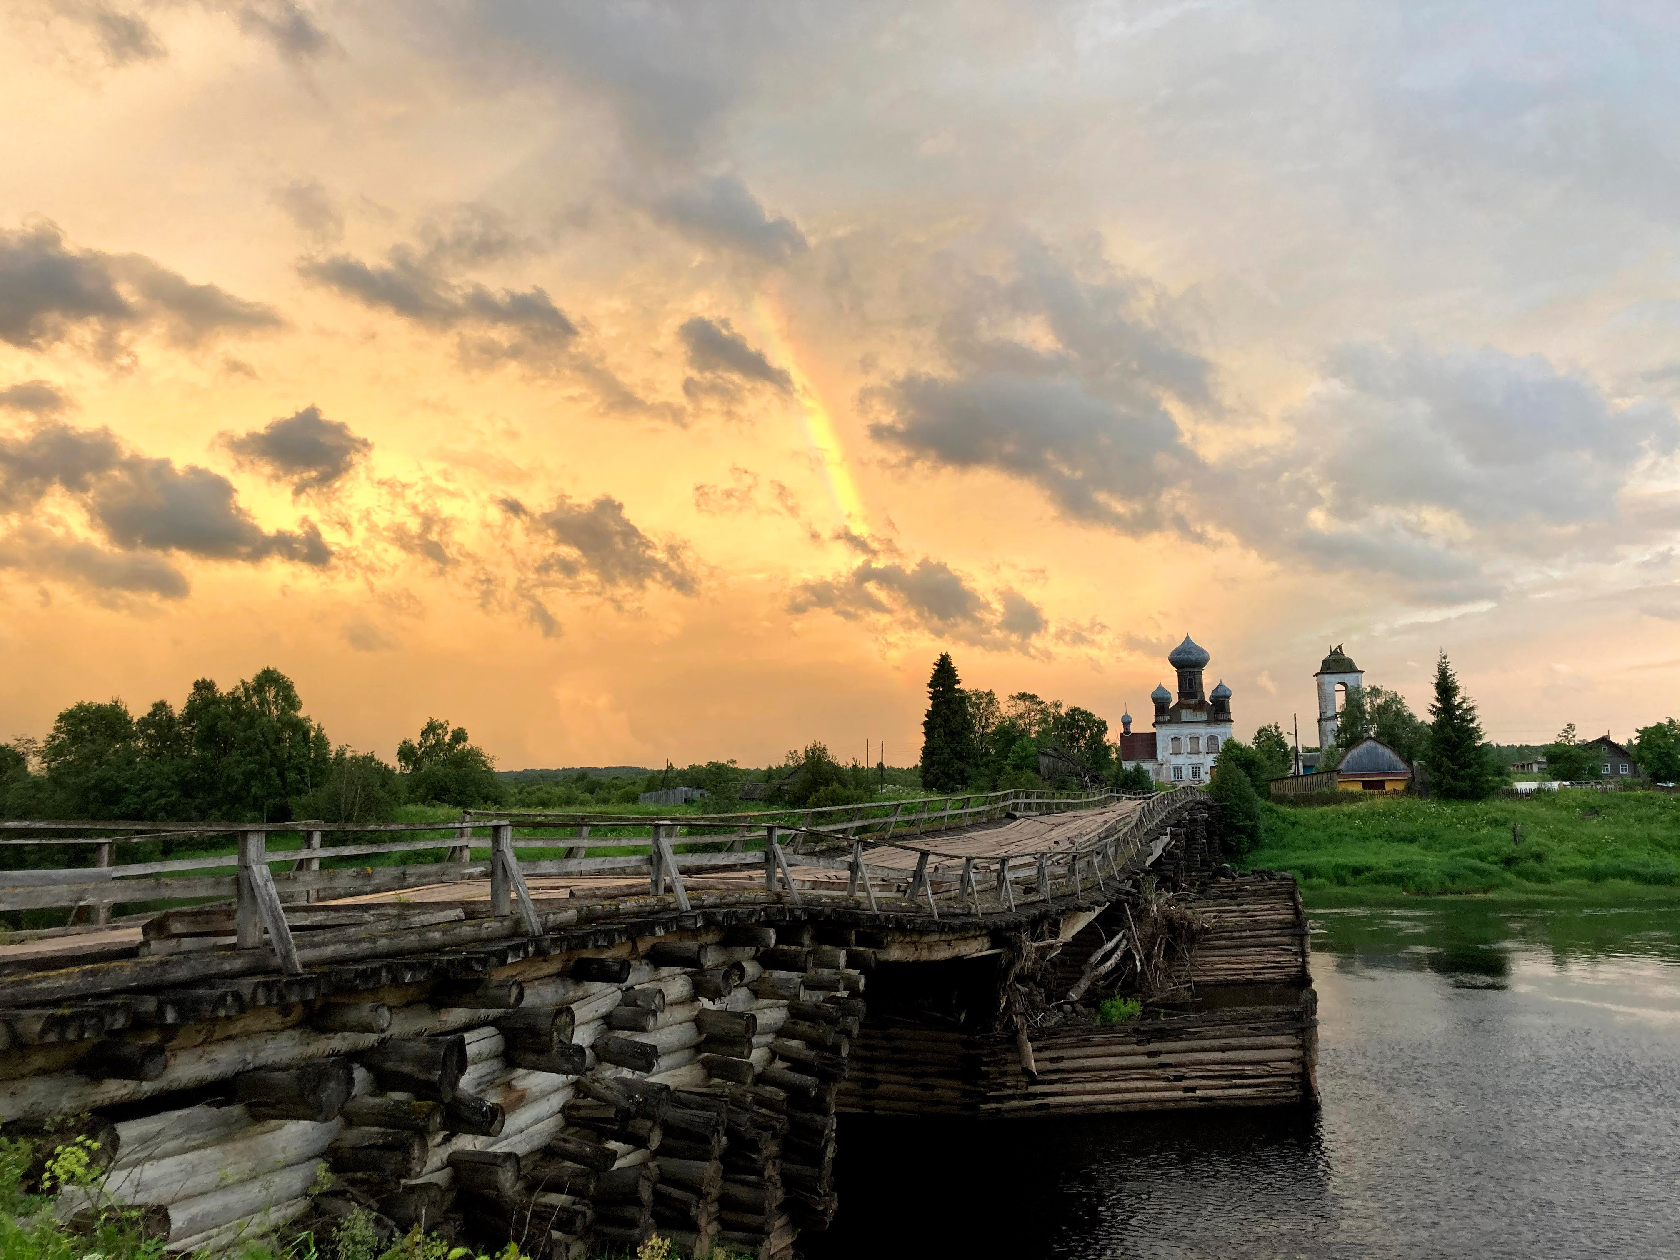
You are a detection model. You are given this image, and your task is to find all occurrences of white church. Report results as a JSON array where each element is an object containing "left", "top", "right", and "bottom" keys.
[{"left": 1118, "top": 635, "right": 1234, "bottom": 784}]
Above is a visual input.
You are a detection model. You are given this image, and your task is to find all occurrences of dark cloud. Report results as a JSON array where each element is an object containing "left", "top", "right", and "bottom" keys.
[
  {"left": 0, "top": 381, "right": 70, "bottom": 416},
  {"left": 523, "top": 596, "right": 562, "bottom": 638},
  {"left": 790, "top": 556, "right": 1045, "bottom": 651},
  {"left": 657, "top": 175, "right": 807, "bottom": 262},
  {"left": 223, "top": 404, "right": 371, "bottom": 494},
  {"left": 505, "top": 493, "right": 696, "bottom": 595},
  {"left": 274, "top": 180, "right": 343, "bottom": 247},
  {"left": 0, "top": 526, "right": 188, "bottom": 600},
  {"left": 88, "top": 7, "right": 165, "bottom": 64},
  {"left": 679, "top": 316, "right": 793, "bottom": 393},
  {"left": 0, "top": 420, "right": 331, "bottom": 587},
  {"left": 692, "top": 467, "right": 759, "bottom": 514},
  {"left": 868, "top": 240, "right": 1209, "bottom": 536},
  {"left": 343, "top": 617, "right": 397, "bottom": 652},
  {"left": 232, "top": 0, "right": 330, "bottom": 59},
  {"left": 301, "top": 232, "right": 576, "bottom": 366},
  {"left": 0, "top": 221, "right": 281, "bottom": 356}
]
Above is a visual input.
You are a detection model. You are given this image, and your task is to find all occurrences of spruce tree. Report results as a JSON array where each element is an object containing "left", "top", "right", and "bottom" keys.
[
  {"left": 1425, "top": 651, "right": 1491, "bottom": 799},
  {"left": 920, "top": 652, "right": 974, "bottom": 791}
]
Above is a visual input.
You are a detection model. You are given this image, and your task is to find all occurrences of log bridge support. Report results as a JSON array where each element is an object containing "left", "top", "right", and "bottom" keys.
[{"left": 0, "top": 788, "right": 1314, "bottom": 1259}]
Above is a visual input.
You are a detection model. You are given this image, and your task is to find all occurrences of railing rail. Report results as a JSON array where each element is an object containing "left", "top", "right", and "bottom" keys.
[{"left": 0, "top": 786, "right": 1209, "bottom": 969}]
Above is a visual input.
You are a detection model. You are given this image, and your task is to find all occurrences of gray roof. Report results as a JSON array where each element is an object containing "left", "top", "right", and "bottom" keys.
[
  {"left": 1151, "top": 682, "right": 1172, "bottom": 701},
  {"left": 1338, "top": 738, "right": 1409, "bottom": 774},
  {"left": 1210, "top": 680, "right": 1231, "bottom": 699},
  {"left": 1168, "top": 635, "right": 1211, "bottom": 669}
]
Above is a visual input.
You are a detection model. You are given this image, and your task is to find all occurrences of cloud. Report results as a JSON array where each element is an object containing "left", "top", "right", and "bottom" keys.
[
  {"left": 86, "top": 7, "right": 166, "bottom": 64},
  {"left": 657, "top": 175, "right": 808, "bottom": 262},
  {"left": 679, "top": 316, "right": 793, "bottom": 395},
  {"left": 0, "top": 221, "right": 281, "bottom": 356},
  {"left": 790, "top": 556, "right": 1046, "bottom": 651},
  {"left": 0, "top": 525, "right": 188, "bottom": 600},
  {"left": 0, "top": 420, "right": 331, "bottom": 589},
  {"left": 1222, "top": 342, "right": 1680, "bottom": 591},
  {"left": 504, "top": 493, "right": 697, "bottom": 595},
  {"left": 343, "top": 617, "right": 396, "bottom": 652},
  {"left": 867, "top": 238, "right": 1210, "bottom": 536},
  {"left": 223, "top": 404, "right": 371, "bottom": 494},
  {"left": 273, "top": 180, "right": 344, "bottom": 247},
  {"left": 0, "top": 381, "right": 70, "bottom": 416},
  {"left": 231, "top": 0, "right": 329, "bottom": 60},
  {"left": 693, "top": 466, "right": 760, "bottom": 514},
  {"left": 300, "top": 211, "right": 578, "bottom": 368}
]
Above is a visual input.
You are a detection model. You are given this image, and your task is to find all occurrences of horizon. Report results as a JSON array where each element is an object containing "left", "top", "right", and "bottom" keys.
[{"left": 4, "top": 5, "right": 1677, "bottom": 769}]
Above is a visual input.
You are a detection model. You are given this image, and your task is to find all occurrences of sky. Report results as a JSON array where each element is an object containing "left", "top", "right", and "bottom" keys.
[{"left": 3, "top": 0, "right": 1679, "bottom": 769}]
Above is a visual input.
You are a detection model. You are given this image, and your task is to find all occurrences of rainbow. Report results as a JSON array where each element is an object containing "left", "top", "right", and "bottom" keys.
[{"left": 753, "top": 292, "right": 868, "bottom": 534}]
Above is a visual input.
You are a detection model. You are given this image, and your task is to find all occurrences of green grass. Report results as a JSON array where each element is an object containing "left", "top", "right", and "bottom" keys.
[{"left": 1245, "top": 788, "right": 1680, "bottom": 903}]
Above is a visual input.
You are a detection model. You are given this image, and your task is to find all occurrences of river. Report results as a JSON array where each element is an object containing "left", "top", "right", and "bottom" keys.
[{"left": 809, "top": 902, "right": 1680, "bottom": 1259}]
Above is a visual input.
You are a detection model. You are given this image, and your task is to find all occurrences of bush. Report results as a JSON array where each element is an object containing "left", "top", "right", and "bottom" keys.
[
  {"left": 1096, "top": 996, "right": 1142, "bottom": 1025},
  {"left": 1208, "top": 758, "right": 1263, "bottom": 854}
]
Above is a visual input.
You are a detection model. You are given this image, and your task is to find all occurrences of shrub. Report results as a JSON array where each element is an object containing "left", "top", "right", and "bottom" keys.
[{"left": 1097, "top": 996, "right": 1142, "bottom": 1025}]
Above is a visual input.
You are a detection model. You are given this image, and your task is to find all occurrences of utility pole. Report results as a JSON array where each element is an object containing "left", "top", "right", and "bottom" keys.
[{"left": 1292, "top": 714, "right": 1301, "bottom": 776}]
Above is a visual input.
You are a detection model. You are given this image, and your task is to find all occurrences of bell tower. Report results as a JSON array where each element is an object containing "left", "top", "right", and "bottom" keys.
[{"left": 1315, "top": 645, "right": 1363, "bottom": 749}]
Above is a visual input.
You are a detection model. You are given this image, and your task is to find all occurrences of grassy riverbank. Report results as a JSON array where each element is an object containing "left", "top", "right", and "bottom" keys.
[{"left": 1244, "top": 788, "right": 1680, "bottom": 904}]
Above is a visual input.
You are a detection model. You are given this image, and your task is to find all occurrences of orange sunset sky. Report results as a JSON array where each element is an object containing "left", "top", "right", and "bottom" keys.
[{"left": 4, "top": 3, "right": 1679, "bottom": 769}]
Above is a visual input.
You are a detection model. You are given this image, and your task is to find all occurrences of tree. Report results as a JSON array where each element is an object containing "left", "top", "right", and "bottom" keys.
[
  {"left": 919, "top": 653, "right": 974, "bottom": 791},
  {"left": 397, "top": 718, "right": 505, "bottom": 807},
  {"left": 1208, "top": 757, "right": 1262, "bottom": 854},
  {"left": 1543, "top": 724, "right": 1599, "bottom": 783},
  {"left": 1334, "top": 686, "right": 1373, "bottom": 752},
  {"left": 1634, "top": 719, "right": 1680, "bottom": 784},
  {"left": 963, "top": 689, "right": 1002, "bottom": 751},
  {"left": 1424, "top": 652, "right": 1493, "bottom": 800},
  {"left": 293, "top": 749, "right": 402, "bottom": 824},
  {"left": 1251, "top": 723, "right": 1293, "bottom": 781},
  {"left": 1114, "top": 762, "right": 1155, "bottom": 793},
  {"left": 38, "top": 700, "right": 144, "bottom": 819},
  {"left": 1366, "top": 686, "right": 1427, "bottom": 764},
  {"left": 1048, "top": 705, "right": 1111, "bottom": 780}
]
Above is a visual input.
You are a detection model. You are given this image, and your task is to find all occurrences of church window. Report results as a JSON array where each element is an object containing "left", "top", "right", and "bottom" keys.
[
  {"left": 1170, "top": 736, "right": 1182, "bottom": 754},
  {"left": 1172, "top": 765, "right": 1184, "bottom": 781},
  {"left": 1190, "top": 764, "right": 1202, "bottom": 780},
  {"left": 1207, "top": 735, "right": 1220, "bottom": 753},
  {"left": 1188, "top": 736, "right": 1201, "bottom": 754}
]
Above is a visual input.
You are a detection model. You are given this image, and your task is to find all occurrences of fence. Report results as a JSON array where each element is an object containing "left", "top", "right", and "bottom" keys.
[{"left": 0, "top": 786, "right": 1207, "bottom": 977}]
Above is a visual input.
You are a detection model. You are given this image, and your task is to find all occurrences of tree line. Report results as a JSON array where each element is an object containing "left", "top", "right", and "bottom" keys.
[{"left": 0, "top": 667, "right": 503, "bottom": 824}]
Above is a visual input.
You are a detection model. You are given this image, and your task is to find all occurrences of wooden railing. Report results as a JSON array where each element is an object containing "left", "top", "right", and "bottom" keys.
[{"left": 0, "top": 786, "right": 1208, "bottom": 972}]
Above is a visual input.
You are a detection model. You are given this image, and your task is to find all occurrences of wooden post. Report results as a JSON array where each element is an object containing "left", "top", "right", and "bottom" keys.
[
  {"left": 451, "top": 820, "right": 471, "bottom": 865},
  {"left": 650, "top": 823, "right": 667, "bottom": 897},
  {"left": 299, "top": 829, "right": 322, "bottom": 905},
  {"left": 908, "top": 851, "right": 929, "bottom": 905},
  {"left": 568, "top": 824, "right": 590, "bottom": 860},
  {"left": 771, "top": 832, "right": 801, "bottom": 904},
  {"left": 491, "top": 823, "right": 541, "bottom": 934},
  {"left": 237, "top": 831, "right": 267, "bottom": 949},
  {"left": 881, "top": 801, "right": 904, "bottom": 840},
  {"left": 764, "top": 826, "right": 779, "bottom": 893},
  {"left": 651, "top": 823, "right": 691, "bottom": 912},
  {"left": 1037, "top": 854, "right": 1050, "bottom": 899},
  {"left": 93, "top": 841, "right": 112, "bottom": 925},
  {"left": 997, "top": 856, "right": 1015, "bottom": 910},
  {"left": 848, "top": 840, "right": 878, "bottom": 911},
  {"left": 962, "top": 857, "right": 979, "bottom": 914}
]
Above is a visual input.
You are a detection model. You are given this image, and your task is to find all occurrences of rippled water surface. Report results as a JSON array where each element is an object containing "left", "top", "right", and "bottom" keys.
[{"left": 808, "top": 904, "right": 1680, "bottom": 1259}]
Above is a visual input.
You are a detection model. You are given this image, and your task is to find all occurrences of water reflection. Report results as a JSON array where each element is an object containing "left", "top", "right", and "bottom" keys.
[{"left": 810, "top": 903, "right": 1680, "bottom": 1260}]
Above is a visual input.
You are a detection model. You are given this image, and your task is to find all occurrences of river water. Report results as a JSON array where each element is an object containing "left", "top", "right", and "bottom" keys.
[{"left": 809, "top": 903, "right": 1680, "bottom": 1259}]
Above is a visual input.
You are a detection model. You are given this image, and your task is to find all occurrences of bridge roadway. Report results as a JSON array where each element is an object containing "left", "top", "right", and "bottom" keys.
[{"left": 0, "top": 788, "right": 1314, "bottom": 1259}]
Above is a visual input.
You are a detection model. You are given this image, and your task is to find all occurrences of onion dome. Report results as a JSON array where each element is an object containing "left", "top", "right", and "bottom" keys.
[
  {"left": 1211, "top": 680, "right": 1231, "bottom": 700},
  {"left": 1150, "top": 683, "right": 1172, "bottom": 703},
  {"left": 1167, "top": 635, "right": 1211, "bottom": 669},
  {"left": 1317, "top": 644, "right": 1359, "bottom": 674}
]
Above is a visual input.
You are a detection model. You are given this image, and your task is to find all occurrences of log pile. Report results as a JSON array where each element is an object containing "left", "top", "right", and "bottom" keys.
[{"left": 1184, "top": 874, "right": 1310, "bottom": 987}]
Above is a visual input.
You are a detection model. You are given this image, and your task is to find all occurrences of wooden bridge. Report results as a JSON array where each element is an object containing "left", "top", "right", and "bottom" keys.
[{"left": 0, "top": 786, "right": 1315, "bottom": 1259}]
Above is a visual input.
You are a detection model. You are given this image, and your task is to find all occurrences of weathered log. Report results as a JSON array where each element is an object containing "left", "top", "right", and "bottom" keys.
[
  {"left": 770, "top": 1039, "right": 848, "bottom": 1081},
  {"left": 78, "top": 1040, "right": 167, "bottom": 1082},
  {"left": 778, "top": 1019, "right": 847, "bottom": 1051},
  {"left": 570, "top": 956, "right": 633, "bottom": 983},
  {"left": 445, "top": 1092, "right": 506, "bottom": 1137},
  {"left": 435, "top": 978, "right": 524, "bottom": 1009},
  {"left": 547, "top": 1133, "right": 617, "bottom": 1173},
  {"left": 695, "top": 1009, "right": 756, "bottom": 1039},
  {"left": 162, "top": 1155, "right": 325, "bottom": 1243},
  {"left": 721, "top": 925, "right": 776, "bottom": 948},
  {"left": 657, "top": 1134, "right": 723, "bottom": 1162},
  {"left": 595, "top": 1035, "right": 659, "bottom": 1073},
  {"left": 700, "top": 1053, "right": 756, "bottom": 1083},
  {"left": 310, "top": 1003, "right": 393, "bottom": 1034},
  {"left": 329, "top": 1139, "right": 426, "bottom": 1179},
  {"left": 519, "top": 1156, "right": 598, "bottom": 1196},
  {"left": 619, "top": 986, "right": 666, "bottom": 1013},
  {"left": 656, "top": 1157, "right": 722, "bottom": 1196},
  {"left": 448, "top": 1149, "right": 521, "bottom": 1198},
  {"left": 757, "top": 1066, "right": 829, "bottom": 1106},
  {"left": 608, "top": 1006, "right": 659, "bottom": 1032},
  {"left": 786, "top": 1111, "right": 836, "bottom": 1144},
  {"left": 752, "top": 972, "right": 803, "bottom": 1001},
  {"left": 359, "top": 1035, "right": 466, "bottom": 1100},
  {"left": 690, "top": 967, "right": 740, "bottom": 1000},
  {"left": 776, "top": 923, "right": 813, "bottom": 947},
  {"left": 647, "top": 942, "right": 723, "bottom": 968},
  {"left": 235, "top": 1059, "right": 353, "bottom": 1122},
  {"left": 781, "top": 1162, "right": 830, "bottom": 1196},
  {"left": 811, "top": 944, "right": 848, "bottom": 969},
  {"left": 595, "top": 1162, "right": 656, "bottom": 1205},
  {"left": 338, "top": 1097, "right": 445, "bottom": 1134},
  {"left": 758, "top": 947, "right": 811, "bottom": 972},
  {"left": 506, "top": 1044, "right": 588, "bottom": 1076},
  {"left": 496, "top": 1005, "right": 576, "bottom": 1045}
]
